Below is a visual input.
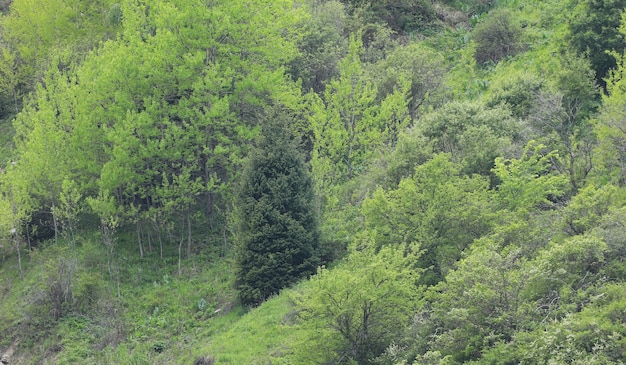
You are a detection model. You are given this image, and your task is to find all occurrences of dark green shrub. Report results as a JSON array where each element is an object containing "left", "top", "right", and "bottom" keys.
[{"left": 473, "top": 9, "right": 523, "bottom": 65}]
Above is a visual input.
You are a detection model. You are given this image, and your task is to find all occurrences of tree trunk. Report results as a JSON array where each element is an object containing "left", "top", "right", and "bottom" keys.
[
  {"left": 155, "top": 221, "right": 163, "bottom": 259},
  {"left": 15, "top": 236, "right": 22, "bottom": 279},
  {"left": 178, "top": 215, "right": 184, "bottom": 276},
  {"left": 137, "top": 220, "right": 144, "bottom": 258},
  {"left": 186, "top": 208, "right": 192, "bottom": 258},
  {"left": 25, "top": 223, "right": 32, "bottom": 251},
  {"left": 51, "top": 204, "right": 59, "bottom": 244}
]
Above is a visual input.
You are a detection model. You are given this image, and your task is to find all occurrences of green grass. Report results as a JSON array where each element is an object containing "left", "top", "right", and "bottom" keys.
[
  {"left": 0, "top": 227, "right": 244, "bottom": 364},
  {"left": 196, "top": 294, "right": 297, "bottom": 364}
]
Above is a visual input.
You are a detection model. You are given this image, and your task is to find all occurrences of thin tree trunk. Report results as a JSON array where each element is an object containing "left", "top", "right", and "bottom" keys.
[
  {"left": 13, "top": 88, "right": 19, "bottom": 114},
  {"left": 186, "top": 208, "right": 192, "bottom": 259},
  {"left": 103, "top": 223, "right": 120, "bottom": 299},
  {"left": 25, "top": 223, "right": 31, "bottom": 251},
  {"left": 51, "top": 203, "right": 59, "bottom": 244},
  {"left": 155, "top": 221, "right": 163, "bottom": 259},
  {"left": 137, "top": 220, "right": 144, "bottom": 258},
  {"left": 115, "top": 262, "right": 121, "bottom": 299},
  {"left": 178, "top": 215, "right": 184, "bottom": 276},
  {"left": 15, "top": 236, "right": 22, "bottom": 279}
]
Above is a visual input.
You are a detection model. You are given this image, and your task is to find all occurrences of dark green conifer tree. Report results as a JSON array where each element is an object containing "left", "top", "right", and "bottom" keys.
[{"left": 235, "top": 114, "right": 319, "bottom": 307}]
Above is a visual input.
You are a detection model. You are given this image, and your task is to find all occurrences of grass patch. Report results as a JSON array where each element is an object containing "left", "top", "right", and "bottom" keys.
[{"left": 196, "top": 294, "right": 297, "bottom": 364}]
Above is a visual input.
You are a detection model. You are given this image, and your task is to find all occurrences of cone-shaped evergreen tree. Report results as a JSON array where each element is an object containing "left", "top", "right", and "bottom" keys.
[{"left": 235, "top": 115, "right": 319, "bottom": 306}]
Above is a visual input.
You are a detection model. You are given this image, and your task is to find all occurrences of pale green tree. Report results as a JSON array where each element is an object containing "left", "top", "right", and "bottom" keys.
[
  {"left": 493, "top": 141, "right": 569, "bottom": 213},
  {"left": 290, "top": 243, "right": 419, "bottom": 365},
  {"left": 309, "top": 34, "right": 381, "bottom": 186}
]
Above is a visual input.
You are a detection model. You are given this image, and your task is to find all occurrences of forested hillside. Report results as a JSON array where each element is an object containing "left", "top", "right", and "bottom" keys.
[{"left": 0, "top": 0, "right": 625, "bottom": 364}]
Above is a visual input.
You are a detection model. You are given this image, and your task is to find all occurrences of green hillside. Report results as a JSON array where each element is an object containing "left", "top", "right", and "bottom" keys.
[{"left": 1, "top": 0, "right": 625, "bottom": 364}]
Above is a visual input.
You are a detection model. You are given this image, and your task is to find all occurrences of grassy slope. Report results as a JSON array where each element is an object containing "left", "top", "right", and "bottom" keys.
[
  {"left": 196, "top": 295, "right": 296, "bottom": 364},
  {"left": 0, "top": 228, "right": 241, "bottom": 364},
  {"left": 0, "top": 232, "right": 299, "bottom": 364}
]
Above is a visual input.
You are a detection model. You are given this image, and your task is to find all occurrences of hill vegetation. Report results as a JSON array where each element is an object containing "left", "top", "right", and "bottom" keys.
[{"left": 0, "top": 0, "right": 625, "bottom": 364}]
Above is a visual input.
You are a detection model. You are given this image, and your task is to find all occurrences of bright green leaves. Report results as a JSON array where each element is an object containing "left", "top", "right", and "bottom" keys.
[
  {"left": 367, "top": 42, "right": 447, "bottom": 119},
  {"left": 561, "top": 184, "right": 622, "bottom": 235},
  {"left": 362, "top": 154, "right": 492, "bottom": 285},
  {"left": 595, "top": 50, "right": 626, "bottom": 186},
  {"left": 309, "top": 34, "right": 413, "bottom": 192},
  {"left": 425, "top": 244, "right": 531, "bottom": 362},
  {"left": 0, "top": 0, "right": 120, "bottom": 110},
  {"left": 529, "top": 53, "right": 599, "bottom": 191},
  {"left": 417, "top": 100, "right": 518, "bottom": 176},
  {"left": 289, "top": 245, "right": 419, "bottom": 365},
  {"left": 5, "top": 0, "right": 306, "bottom": 252},
  {"left": 493, "top": 141, "right": 568, "bottom": 213},
  {"left": 309, "top": 35, "right": 381, "bottom": 185}
]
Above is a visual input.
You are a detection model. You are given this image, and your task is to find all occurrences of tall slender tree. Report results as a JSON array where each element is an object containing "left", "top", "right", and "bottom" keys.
[{"left": 235, "top": 113, "right": 319, "bottom": 306}]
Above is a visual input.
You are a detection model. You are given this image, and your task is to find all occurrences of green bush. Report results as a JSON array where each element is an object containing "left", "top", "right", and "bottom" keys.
[{"left": 473, "top": 9, "right": 523, "bottom": 65}]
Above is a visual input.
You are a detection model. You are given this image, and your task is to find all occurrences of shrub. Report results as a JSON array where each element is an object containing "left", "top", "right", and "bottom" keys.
[{"left": 473, "top": 9, "right": 523, "bottom": 65}]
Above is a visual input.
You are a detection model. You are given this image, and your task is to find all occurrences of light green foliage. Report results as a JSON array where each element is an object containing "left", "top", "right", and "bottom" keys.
[
  {"left": 288, "top": 0, "right": 348, "bottom": 94},
  {"left": 374, "top": 127, "right": 434, "bottom": 187},
  {"left": 594, "top": 50, "right": 626, "bottom": 186},
  {"left": 524, "top": 233, "right": 608, "bottom": 303},
  {"left": 482, "top": 283, "right": 626, "bottom": 364},
  {"left": 0, "top": 187, "right": 15, "bottom": 256},
  {"left": 420, "top": 243, "right": 532, "bottom": 362},
  {"left": 10, "top": 63, "right": 100, "bottom": 242},
  {"left": 289, "top": 244, "right": 419, "bottom": 365},
  {"left": 445, "top": 40, "right": 484, "bottom": 99},
  {"left": 417, "top": 100, "right": 518, "bottom": 176},
  {"left": 561, "top": 184, "right": 620, "bottom": 235},
  {"left": 0, "top": 160, "right": 33, "bottom": 276},
  {"left": 493, "top": 141, "right": 568, "bottom": 212},
  {"left": 7, "top": 0, "right": 306, "bottom": 257},
  {"left": 2, "top": 0, "right": 626, "bottom": 363},
  {"left": 367, "top": 42, "right": 448, "bottom": 119},
  {"left": 406, "top": 220, "right": 617, "bottom": 363},
  {"left": 529, "top": 53, "right": 599, "bottom": 191},
  {"left": 486, "top": 68, "right": 543, "bottom": 119},
  {"left": 0, "top": 0, "right": 120, "bottom": 116},
  {"left": 53, "top": 179, "right": 83, "bottom": 246},
  {"left": 593, "top": 205, "right": 626, "bottom": 279},
  {"left": 362, "top": 154, "right": 493, "bottom": 284},
  {"left": 309, "top": 35, "right": 381, "bottom": 185}
]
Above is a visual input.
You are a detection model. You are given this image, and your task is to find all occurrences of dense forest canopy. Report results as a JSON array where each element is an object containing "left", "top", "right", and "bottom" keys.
[{"left": 0, "top": 0, "right": 625, "bottom": 363}]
